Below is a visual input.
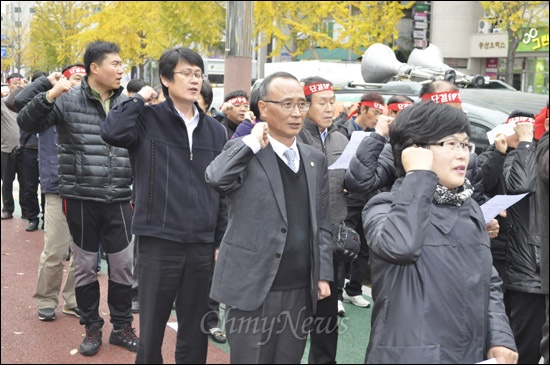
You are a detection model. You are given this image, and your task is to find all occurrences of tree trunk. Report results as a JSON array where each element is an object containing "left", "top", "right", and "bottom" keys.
[{"left": 505, "top": 29, "right": 522, "bottom": 87}]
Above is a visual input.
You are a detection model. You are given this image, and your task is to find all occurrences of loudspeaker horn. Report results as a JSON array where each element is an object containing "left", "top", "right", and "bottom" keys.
[
  {"left": 408, "top": 44, "right": 488, "bottom": 87},
  {"left": 361, "top": 43, "right": 413, "bottom": 83},
  {"left": 407, "top": 44, "right": 451, "bottom": 71}
]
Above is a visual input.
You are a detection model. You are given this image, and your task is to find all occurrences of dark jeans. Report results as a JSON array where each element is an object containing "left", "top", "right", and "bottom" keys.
[
  {"left": 20, "top": 147, "right": 40, "bottom": 221},
  {"left": 136, "top": 237, "right": 214, "bottom": 364},
  {"left": 1, "top": 150, "right": 23, "bottom": 214},
  {"left": 504, "top": 290, "right": 545, "bottom": 364}
]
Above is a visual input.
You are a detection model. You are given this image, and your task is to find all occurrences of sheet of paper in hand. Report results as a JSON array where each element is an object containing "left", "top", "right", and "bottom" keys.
[
  {"left": 480, "top": 193, "right": 528, "bottom": 224},
  {"left": 328, "top": 131, "right": 371, "bottom": 170}
]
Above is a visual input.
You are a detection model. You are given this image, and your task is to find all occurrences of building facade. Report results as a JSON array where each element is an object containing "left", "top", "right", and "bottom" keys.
[{"left": 430, "top": 1, "right": 548, "bottom": 94}]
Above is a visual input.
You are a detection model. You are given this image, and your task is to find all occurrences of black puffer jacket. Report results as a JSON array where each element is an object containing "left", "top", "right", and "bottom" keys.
[{"left": 15, "top": 76, "right": 132, "bottom": 203}]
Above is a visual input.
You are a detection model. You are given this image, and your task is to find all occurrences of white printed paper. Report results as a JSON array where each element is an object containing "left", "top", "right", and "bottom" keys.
[
  {"left": 486, "top": 124, "right": 515, "bottom": 145},
  {"left": 480, "top": 193, "right": 528, "bottom": 224},
  {"left": 328, "top": 131, "right": 371, "bottom": 170}
]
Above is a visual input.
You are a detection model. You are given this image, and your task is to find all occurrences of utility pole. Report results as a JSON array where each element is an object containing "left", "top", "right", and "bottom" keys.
[{"left": 224, "top": 1, "right": 254, "bottom": 96}]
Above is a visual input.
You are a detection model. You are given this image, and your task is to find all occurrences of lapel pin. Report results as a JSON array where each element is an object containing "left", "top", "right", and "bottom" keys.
[{"left": 310, "top": 161, "right": 315, "bottom": 167}]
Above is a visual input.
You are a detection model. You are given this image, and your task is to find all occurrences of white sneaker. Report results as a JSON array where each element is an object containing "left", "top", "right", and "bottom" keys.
[
  {"left": 337, "top": 300, "right": 346, "bottom": 316},
  {"left": 343, "top": 291, "right": 371, "bottom": 308}
]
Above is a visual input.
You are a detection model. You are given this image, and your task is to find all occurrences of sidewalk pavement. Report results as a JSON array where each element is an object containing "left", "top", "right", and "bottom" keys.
[
  {"left": 1, "top": 200, "right": 373, "bottom": 364},
  {"left": 0, "top": 215, "right": 230, "bottom": 364}
]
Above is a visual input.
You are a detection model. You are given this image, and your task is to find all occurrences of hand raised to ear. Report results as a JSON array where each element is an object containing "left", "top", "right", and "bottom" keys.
[
  {"left": 402, "top": 145, "right": 433, "bottom": 173},
  {"left": 250, "top": 122, "right": 269, "bottom": 149}
]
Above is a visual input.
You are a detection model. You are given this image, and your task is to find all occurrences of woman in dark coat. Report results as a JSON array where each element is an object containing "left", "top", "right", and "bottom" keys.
[{"left": 362, "top": 101, "right": 517, "bottom": 364}]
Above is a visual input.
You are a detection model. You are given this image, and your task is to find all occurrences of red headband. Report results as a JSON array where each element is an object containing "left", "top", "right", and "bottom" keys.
[
  {"left": 506, "top": 116, "right": 535, "bottom": 125},
  {"left": 347, "top": 101, "right": 385, "bottom": 120},
  {"left": 62, "top": 66, "right": 86, "bottom": 78},
  {"left": 387, "top": 102, "right": 413, "bottom": 111},
  {"left": 304, "top": 83, "right": 334, "bottom": 96},
  {"left": 7, "top": 77, "right": 21, "bottom": 85},
  {"left": 421, "top": 90, "right": 462, "bottom": 104},
  {"left": 359, "top": 101, "right": 385, "bottom": 111},
  {"left": 227, "top": 96, "right": 248, "bottom": 105}
]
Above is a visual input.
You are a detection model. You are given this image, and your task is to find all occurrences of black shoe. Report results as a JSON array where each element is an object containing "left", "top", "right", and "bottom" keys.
[
  {"left": 109, "top": 324, "right": 139, "bottom": 352},
  {"left": 80, "top": 326, "right": 102, "bottom": 356},
  {"left": 1, "top": 211, "right": 13, "bottom": 220},
  {"left": 38, "top": 307, "right": 56, "bottom": 321},
  {"left": 63, "top": 307, "right": 81, "bottom": 318},
  {"left": 26, "top": 220, "right": 39, "bottom": 232}
]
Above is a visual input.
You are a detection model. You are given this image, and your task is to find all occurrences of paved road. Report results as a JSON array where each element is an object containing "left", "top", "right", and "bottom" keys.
[
  {"left": 1, "top": 181, "right": 373, "bottom": 363},
  {"left": 0, "top": 214, "right": 231, "bottom": 364}
]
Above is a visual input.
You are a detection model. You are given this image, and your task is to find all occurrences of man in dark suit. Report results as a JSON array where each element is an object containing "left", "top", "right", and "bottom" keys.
[{"left": 205, "top": 71, "right": 333, "bottom": 364}]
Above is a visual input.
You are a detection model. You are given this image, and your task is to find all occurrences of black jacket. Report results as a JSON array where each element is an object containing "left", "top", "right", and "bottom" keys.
[
  {"left": 479, "top": 144, "right": 508, "bottom": 262},
  {"left": 363, "top": 171, "right": 516, "bottom": 363},
  {"left": 101, "top": 95, "right": 228, "bottom": 245},
  {"left": 502, "top": 140, "right": 541, "bottom": 293},
  {"left": 16, "top": 76, "right": 132, "bottom": 203}
]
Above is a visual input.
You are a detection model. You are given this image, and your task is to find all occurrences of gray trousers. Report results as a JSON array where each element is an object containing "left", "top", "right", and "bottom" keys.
[{"left": 225, "top": 287, "right": 312, "bottom": 364}]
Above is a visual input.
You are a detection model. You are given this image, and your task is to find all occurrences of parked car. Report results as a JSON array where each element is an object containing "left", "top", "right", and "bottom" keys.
[{"left": 335, "top": 81, "right": 547, "bottom": 154}]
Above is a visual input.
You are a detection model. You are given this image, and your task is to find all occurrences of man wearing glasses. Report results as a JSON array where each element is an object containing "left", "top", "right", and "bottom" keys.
[
  {"left": 206, "top": 71, "right": 333, "bottom": 363},
  {"left": 217, "top": 90, "right": 250, "bottom": 139},
  {"left": 101, "top": 47, "right": 228, "bottom": 363}
]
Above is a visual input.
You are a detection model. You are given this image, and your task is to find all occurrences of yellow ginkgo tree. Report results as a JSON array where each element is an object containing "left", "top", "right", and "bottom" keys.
[
  {"left": 75, "top": 1, "right": 226, "bottom": 73},
  {"left": 480, "top": 1, "right": 549, "bottom": 85},
  {"left": 23, "top": 1, "right": 95, "bottom": 72},
  {"left": 254, "top": 1, "right": 412, "bottom": 60}
]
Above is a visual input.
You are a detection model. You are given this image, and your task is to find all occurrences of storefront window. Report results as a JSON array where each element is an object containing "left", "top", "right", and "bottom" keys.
[
  {"left": 524, "top": 57, "right": 549, "bottom": 94},
  {"left": 497, "top": 58, "right": 523, "bottom": 90}
]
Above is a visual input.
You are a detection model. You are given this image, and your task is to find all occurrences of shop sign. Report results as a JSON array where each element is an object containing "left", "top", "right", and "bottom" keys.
[
  {"left": 415, "top": 21, "right": 428, "bottom": 30},
  {"left": 486, "top": 57, "right": 498, "bottom": 69},
  {"left": 478, "top": 41, "right": 507, "bottom": 50},
  {"left": 516, "top": 28, "right": 549, "bottom": 52},
  {"left": 413, "top": 30, "right": 427, "bottom": 39},
  {"left": 414, "top": 40, "right": 428, "bottom": 48},
  {"left": 414, "top": 12, "right": 428, "bottom": 21},
  {"left": 415, "top": 3, "right": 429, "bottom": 12}
]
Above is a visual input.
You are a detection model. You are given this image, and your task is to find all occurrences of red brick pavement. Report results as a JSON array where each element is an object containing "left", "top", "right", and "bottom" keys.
[{"left": 1, "top": 215, "right": 230, "bottom": 364}]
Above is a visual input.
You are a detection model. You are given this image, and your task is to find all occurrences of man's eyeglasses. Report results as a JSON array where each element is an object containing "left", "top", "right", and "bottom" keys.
[
  {"left": 424, "top": 139, "right": 475, "bottom": 154},
  {"left": 263, "top": 100, "right": 310, "bottom": 112},
  {"left": 173, "top": 71, "right": 208, "bottom": 80}
]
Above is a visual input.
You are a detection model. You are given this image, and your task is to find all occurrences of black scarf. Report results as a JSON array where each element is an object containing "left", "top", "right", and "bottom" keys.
[{"left": 433, "top": 178, "right": 473, "bottom": 206}]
